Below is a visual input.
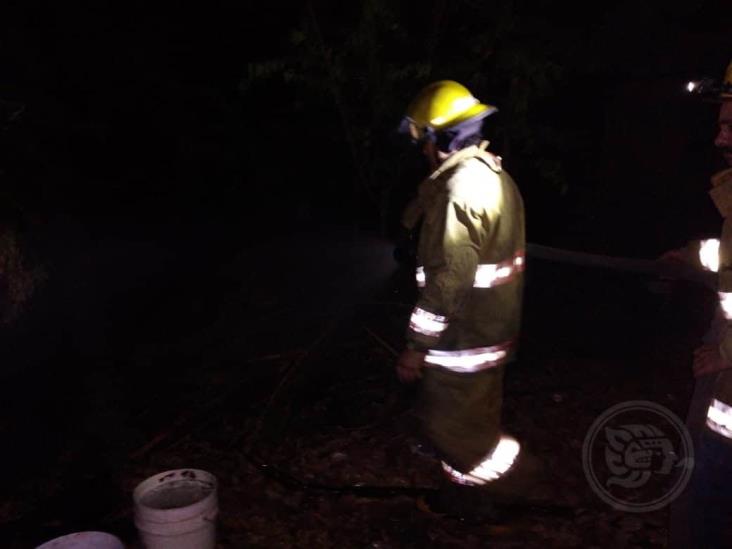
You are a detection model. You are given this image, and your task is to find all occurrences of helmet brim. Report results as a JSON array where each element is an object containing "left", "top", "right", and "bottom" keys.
[
  {"left": 398, "top": 102, "right": 498, "bottom": 141},
  {"left": 445, "top": 103, "right": 497, "bottom": 130}
]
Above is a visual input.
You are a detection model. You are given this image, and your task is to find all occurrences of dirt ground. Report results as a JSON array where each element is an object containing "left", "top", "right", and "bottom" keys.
[{"left": 0, "top": 229, "right": 713, "bottom": 548}]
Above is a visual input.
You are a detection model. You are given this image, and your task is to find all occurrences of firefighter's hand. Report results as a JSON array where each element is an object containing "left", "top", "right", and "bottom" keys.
[
  {"left": 396, "top": 349, "right": 426, "bottom": 383},
  {"left": 693, "top": 344, "right": 732, "bottom": 378},
  {"left": 651, "top": 246, "right": 696, "bottom": 293}
]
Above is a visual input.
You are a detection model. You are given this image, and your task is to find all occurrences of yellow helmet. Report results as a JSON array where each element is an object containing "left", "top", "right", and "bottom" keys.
[{"left": 403, "top": 80, "right": 497, "bottom": 140}]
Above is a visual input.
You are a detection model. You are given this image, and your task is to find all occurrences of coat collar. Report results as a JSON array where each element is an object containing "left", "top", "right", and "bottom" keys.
[{"left": 426, "top": 141, "right": 501, "bottom": 182}]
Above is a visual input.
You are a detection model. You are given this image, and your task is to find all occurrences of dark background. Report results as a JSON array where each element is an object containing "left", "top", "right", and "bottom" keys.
[
  {"left": 0, "top": 1, "right": 731, "bottom": 546},
  {"left": 1, "top": 1, "right": 730, "bottom": 247}
]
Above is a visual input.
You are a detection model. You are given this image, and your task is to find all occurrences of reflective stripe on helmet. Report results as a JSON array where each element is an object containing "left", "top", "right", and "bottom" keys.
[
  {"left": 416, "top": 250, "right": 524, "bottom": 289},
  {"left": 707, "top": 398, "right": 732, "bottom": 439},
  {"left": 408, "top": 307, "right": 448, "bottom": 338},
  {"left": 424, "top": 340, "right": 513, "bottom": 373},
  {"left": 442, "top": 435, "right": 520, "bottom": 486},
  {"left": 429, "top": 96, "right": 479, "bottom": 127}
]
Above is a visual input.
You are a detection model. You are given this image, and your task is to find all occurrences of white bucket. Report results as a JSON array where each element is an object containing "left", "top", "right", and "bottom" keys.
[
  {"left": 133, "top": 468, "right": 218, "bottom": 549},
  {"left": 35, "top": 531, "right": 125, "bottom": 549}
]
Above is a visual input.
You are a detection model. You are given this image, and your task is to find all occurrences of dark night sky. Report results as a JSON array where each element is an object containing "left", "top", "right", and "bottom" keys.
[{"left": 1, "top": 1, "right": 731, "bottom": 250}]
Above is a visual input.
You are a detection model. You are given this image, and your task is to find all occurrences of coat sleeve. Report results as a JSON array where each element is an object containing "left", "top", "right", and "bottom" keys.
[
  {"left": 718, "top": 219, "right": 732, "bottom": 362},
  {"left": 406, "top": 164, "right": 496, "bottom": 351}
]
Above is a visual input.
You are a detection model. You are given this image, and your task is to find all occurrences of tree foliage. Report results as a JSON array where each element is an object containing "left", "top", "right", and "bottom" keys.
[
  {"left": 0, "top": 228, "right": 45, "bottom": 325},
  {"left": 239, "top": 0, "right": 569, "bottom": 233}
]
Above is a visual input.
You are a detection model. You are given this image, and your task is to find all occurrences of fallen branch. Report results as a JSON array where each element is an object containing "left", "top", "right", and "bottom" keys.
[
  {"left": 241, "top": 309, "right": 346, "bottom": 453},
  {"left": 362, "top": 325, "right": 399, "bottom": 357},
  {"left": 243, "top": 349, "right": 305, "bottom": 364}
]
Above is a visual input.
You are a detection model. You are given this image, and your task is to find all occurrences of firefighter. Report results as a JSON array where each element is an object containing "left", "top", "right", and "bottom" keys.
[
  {"left": 691, "top": 60, "right": 732, "bottom": 546},
  {"left": 395, "top": 81, "right": 535, "bottom": 513},
  {"left": 666, "top": 60, "right": 732, "bottom": 547}
]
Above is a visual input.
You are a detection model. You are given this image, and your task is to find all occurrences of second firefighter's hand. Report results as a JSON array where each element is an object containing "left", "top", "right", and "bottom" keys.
[
  {"left": 651, "top": 246, "right": 697, "bottom": 294},
  {"left": 396, "top": 349, "right": 426, "bottom": 383},
  {"left": 658, "top": 247, "right": 695, "bottom": 267},
  {"left": 693, "top": 343, "right": 732, "bottom": 378}
]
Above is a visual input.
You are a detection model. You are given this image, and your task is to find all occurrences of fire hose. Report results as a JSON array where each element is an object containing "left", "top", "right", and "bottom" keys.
[
  {"left": 526, "top": 243, "right": 717, "bottom": 289},
  {"left": 397, "top": 236, "right": 717, "bottom": 289}
]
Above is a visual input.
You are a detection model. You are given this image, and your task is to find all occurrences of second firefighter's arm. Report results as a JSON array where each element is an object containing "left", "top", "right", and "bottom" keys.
[{"left": 716, "top": 223, "right": 732, "bottom": 371}]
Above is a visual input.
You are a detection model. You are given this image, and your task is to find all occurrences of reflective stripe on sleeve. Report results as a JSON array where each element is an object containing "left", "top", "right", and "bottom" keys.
[
  {"left": 424, "top": 340, "right": 513, "bottom": 372},
  {"left": 415, "top": 266, "right": 426, "bottom": 286},
  {"left": 474, "top": 251, "right": 525, "bottom": 288},
  {"left": 408, "top": 307, "right": 448, "bottom": 338},
  {"left": 442, "top": 436, "right": 521, "bottom": 486},
  {"left": 706, "top": 398, "right": 732, "bottom": 439},
  {"left": 699, "top": 238, "right": 720, "bottom": 272},
  {"left": 719, "top": 292, "right": 732, "bottom": 320},
  {"left": 416, "top": 250, "right": 524, "bottom": 289}
]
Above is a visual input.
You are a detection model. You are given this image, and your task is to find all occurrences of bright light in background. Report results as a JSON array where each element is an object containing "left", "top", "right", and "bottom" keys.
[
  {"left": 687, "top": 81, "right": 698, "bottom": 93},
  {"left": 699, "top": 238, "right": 720, "bottom": 272}
]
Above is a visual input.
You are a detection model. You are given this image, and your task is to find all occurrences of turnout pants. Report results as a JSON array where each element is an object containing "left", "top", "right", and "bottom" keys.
[{"left": 417, "top": 364, "right": 505, "bottom": 474}]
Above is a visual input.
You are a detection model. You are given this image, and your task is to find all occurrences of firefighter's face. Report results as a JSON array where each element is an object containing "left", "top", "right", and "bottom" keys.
[
  {"left": 715, "top": 101, "right": 732, "bottom": 167},
  {"left": 421, "top": 139, "right": 439, "bottom": 171},
  {"left": 421, "top": 139, "right": 453, "bottom": 172}
]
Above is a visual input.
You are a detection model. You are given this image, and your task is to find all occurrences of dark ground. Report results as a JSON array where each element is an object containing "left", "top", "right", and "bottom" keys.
[{"left": 0, "top": 217, "right": 715, "bottom": 548}]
